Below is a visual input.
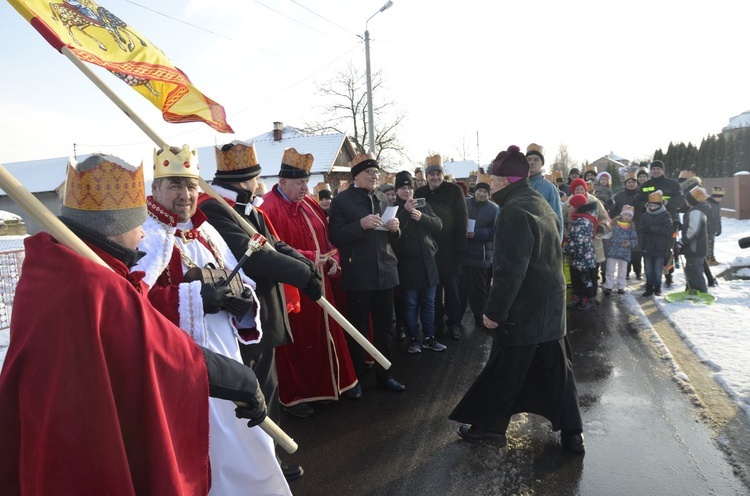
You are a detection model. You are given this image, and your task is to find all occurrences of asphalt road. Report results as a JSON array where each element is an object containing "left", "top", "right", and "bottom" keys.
[{"left": 278, "top": 292, "right": 749, "bottom": 496}]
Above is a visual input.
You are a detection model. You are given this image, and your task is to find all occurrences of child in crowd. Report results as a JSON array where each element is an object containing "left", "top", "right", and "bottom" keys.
[
  {"left": 603, "top": 205, "right": 638, "bottom": 295},
  {"left": 594, "top": 171, "right": 614, "bottom": 212},
  {"left": 637, "top": 191, "right": 674, "bottom": 297},
  {"left": 564, "top": 194, "right": 599, "bottom": 311}
]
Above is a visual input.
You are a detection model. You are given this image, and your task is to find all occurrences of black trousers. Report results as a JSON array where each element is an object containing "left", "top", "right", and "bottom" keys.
[
  {"left": 628, "top": 250, "right": 643, "bottom": 277},
  {"left": 346, "top": 288, "right": 395, "bottom": 383},
  {"left": 239, "top": 342, "right": 280, "bottom": 424},
  {"left": 570, "top": 266, "right": 597, "bottom": 298},
  {"left": 459, "top": 266, "right": 490, "bottom": 322}
]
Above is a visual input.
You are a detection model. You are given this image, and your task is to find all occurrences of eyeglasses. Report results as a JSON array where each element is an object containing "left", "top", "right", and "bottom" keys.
[{"left": 363, "top": 169, "right": 379, "bottom": 176}]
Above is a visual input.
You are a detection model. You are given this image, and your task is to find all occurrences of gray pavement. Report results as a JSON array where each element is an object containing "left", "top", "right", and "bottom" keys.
[{"left": 279, "top": 292, "right": 750, "bottom": 495}]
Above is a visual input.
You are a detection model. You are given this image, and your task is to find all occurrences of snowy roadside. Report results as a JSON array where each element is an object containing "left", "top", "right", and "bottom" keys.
[{"left": 622, "top": 217, "right": 750, "bottom": 418}]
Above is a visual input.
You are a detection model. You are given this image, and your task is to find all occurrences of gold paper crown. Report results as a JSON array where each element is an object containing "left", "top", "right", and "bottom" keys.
[
  {"left": 551, "top": 170, "right": 563, "bottom": 182},
  {"left": 626, "top": 171, "right": 637, "bottom": 181},
  {"left": 215, "top": 142, "right": 258, "bottom": 172},
  {"left": 712, "top": 186, "right": 725, "bottom": 196},
  {"left": 621, "top": 205, "right": 635, "bottom": 216},
  {"left": 477, "top": 173, "right": 492, "bottom": 185},
  {"left": 678, "top": 169, "right": 695, "bottom": 179},
  {"left": 585, "top": 164, "right": 598, "bottom": 173},
  {"left": 350, "top": 153, "right": 377, "bottom": 169},
  {"left": 424, "top": 154, "right": 443, "bottom": 167},
  {"left": 469, "top": 170, "right": 479, "bottom": 178},
  {"left": 543, "top": 173, "right": 553, "bottom": 182},
  {"left": 154, "top": 145, "right": 200, "bottom": 179},
  {"left": 527, "top": 143, "right": 544, "bottom": 156},
  {"left": 637, "top": 167, "right": 649, "bottom": 177},
  {"left": 282, "top": 148, "right": 314, "bottom": 172},
  {"left": 648, "top": 190, "right": 663, "bottom": 203},
  {"left": 314, "top": 182, "right": 332, "bottom": 195},
  {"left": 338, "top": 180, "right": 350, "bottom": 192},
  {"left": 64, "top": 155, "right": 145, "bottom": 211}
]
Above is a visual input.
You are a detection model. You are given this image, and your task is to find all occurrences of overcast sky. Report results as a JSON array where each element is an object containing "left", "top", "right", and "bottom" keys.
[{"left": 1, "top": 0, "right": 748, "bottom": 170}]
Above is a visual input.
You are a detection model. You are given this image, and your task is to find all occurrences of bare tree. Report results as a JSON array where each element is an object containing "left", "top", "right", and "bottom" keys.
[
  {"left": 551, "top": 144, "right": 578, "bottom": 179},
  {"left": 453, "top": 135, "right": 472, "bottom": 161},
  {"left": 303, "top": 63, "right": 406, "bottom": 165}
]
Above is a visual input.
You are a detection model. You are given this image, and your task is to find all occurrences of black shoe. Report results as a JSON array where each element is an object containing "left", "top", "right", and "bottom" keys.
[
  {"left": 604, "top": 288, "right": 612, "bottom": 296},
  {"left": 457, "top": 424, "right": 507, "bottom": 447},
  {"left": 346, "top": 384, "right": 363, "bottom": 399},
  {"left": 396, "top": 325, "right": 407, "bottom": 341},
  {"left": 636, "top": 274, "right": 642, "bottom": 280},
  {"left": 283, "top": 402, "right": 314, "bottom": 418},
  {"left": 280, "top": 463, "right": 304, "bottom": 481},
  {"left": 653, "top": 290, "right": 662, "bottom": 296},
  {"left": 617, "top": 289, "right": 625, "bottom": 295},
  {"left": 642, "top": 290, "right": 653, "bottom": 297},
  {"left": 379, "top": 377, "right": 406, "bottom": 392},
  {"left": 708, "top": 279, "right": 717, "bottom": 287},
  {"left": 450, "top": 324, "right": 462, "bottom": 340},
  {"left": 561, "top": 432, "right": 585, "bottom": 453}
]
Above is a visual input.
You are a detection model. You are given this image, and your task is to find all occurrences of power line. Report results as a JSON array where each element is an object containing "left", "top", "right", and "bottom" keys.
[
  {"left": 253, "top": 0, "right": 347, "bottom": 42},
  {"left": 289, "top": 0, "right": 359, "bottom": 37}
]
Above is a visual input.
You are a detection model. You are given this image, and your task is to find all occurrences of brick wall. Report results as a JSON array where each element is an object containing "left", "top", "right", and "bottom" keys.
[{"left": 699, "top": 175, "right": 750, "bottom": 220}]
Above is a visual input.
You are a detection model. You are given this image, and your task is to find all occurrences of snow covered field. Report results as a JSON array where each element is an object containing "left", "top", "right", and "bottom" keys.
[{"left": 1, "top": 220, "right": 749, "bottom": 418}]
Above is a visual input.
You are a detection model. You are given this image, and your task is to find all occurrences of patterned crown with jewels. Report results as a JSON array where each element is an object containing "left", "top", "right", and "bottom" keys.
[
  {"left": 282, "top": 148, "right": 314, "bottom": 172},
  {"left": 153, "top": 144, "right": 200, "bottom": 179},
  {"left": 215, "top": 142, "right": 258, "bottom": 172},
  {"left": 63, "top": 155, "right": 145, "bottom": 211}
]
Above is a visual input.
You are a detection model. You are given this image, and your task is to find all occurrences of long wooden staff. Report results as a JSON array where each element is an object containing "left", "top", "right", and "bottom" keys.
[{"left": 58, "top": 47, "right": 391, "bottom": 371}]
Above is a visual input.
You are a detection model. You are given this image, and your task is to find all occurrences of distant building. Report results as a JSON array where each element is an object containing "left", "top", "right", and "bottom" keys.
[
  {"left": 722, "top": 110, "right": 750, "bottom": 139},
  {"left": 441, "top": 160, "right": 481, "bottom": 181},
  {"left": 589, "top": 152, "right": 630, "bottom": 180}
]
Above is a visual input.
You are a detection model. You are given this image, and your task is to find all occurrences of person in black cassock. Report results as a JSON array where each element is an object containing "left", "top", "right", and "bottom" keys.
[{"left": 449, "top": 145, "right": 585, "bottom": 453}]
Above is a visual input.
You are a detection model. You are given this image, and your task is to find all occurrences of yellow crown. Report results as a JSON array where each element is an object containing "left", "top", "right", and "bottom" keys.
[
  {"left": 585, "top": 164, "right": 598, "bottom": 173},
  {"left": 648, "top": 190, "right": 663, "bottom": 203},
  {"left": 350, "top": 153, "right": 377, "bottom": 169},
  {"left": 282, "top": 148, "right": 314, "bottom": 172},
  {"left": 314, "top": 182, "right": 331, "bottom": 195},
  {"left": 551, "top": 170, "right": 563, "bottom": 182},
  {"left": 626, "top": 171, "right": 637, "bottom": 181},
  {"left": 527, "top": 143, "right": 544, "bottom": 156},
  {"left": 153, "top": 144, "right": 200, "bottom": 179},
  {"left": 477, "top": 173, "right": 492, "bottom": 185},
  {"left": 424, "top": 154, "right": 442, "bottom": 167},
  {"left": 64, "top": 155, "right": 145, "bottom": 211},
  {"left": 469, "top": 170, "right": 479, "bottom": 178},
  {"left": 215, "top": 142, "right": 258, "bottom": 172}
]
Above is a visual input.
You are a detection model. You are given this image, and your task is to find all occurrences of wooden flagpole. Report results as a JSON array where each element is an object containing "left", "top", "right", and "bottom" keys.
[{"left": 59, "top": 47, "right": 391, "bottom": 371}]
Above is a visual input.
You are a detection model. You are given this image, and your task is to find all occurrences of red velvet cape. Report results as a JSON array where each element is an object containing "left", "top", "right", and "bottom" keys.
[
  {"left": 0, "top": 233, "right": 210, "bottom": 495},
  {"left": 261, "top": 187, "right": 358, "bottom": 403}
]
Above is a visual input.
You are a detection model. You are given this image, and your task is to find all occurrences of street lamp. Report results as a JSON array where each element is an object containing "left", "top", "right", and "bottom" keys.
[{"left": 364, "top": 0, "right": 393, "bottom": 155}]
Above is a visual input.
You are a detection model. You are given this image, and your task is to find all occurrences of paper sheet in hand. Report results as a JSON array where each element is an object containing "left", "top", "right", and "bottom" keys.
[
  {"left": 467, "top": 219, "right": 476, "bottom": 233},
  {"left": 375, "top": 206, "right": 398, "bottom": 231}
]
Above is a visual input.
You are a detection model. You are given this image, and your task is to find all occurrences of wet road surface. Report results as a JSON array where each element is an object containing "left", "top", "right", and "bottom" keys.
[{"left": 278, "top": 293, "right": 749, "bottom": 495}]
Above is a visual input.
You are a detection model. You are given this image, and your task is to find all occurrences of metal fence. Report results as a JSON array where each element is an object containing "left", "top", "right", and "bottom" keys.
[{"left": 0, "top": 238, "right": 26, "bottom": 330}]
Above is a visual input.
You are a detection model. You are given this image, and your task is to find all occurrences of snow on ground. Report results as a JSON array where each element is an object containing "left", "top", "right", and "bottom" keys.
[{"left": 0, "top": 220, "right": 749, "bottom": 419}]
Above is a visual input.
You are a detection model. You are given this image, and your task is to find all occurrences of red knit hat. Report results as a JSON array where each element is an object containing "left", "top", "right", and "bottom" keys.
[
  {"left": 570, "top": 178, "right": 588, "bottom": 195},
  {"left": 569, "top": 194, "right": 588, "bottom": 209}
]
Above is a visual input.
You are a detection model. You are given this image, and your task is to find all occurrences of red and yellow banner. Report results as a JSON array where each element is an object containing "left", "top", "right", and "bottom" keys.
[{"left": 8, "top": 0, "right": 233, "bottom": 133}]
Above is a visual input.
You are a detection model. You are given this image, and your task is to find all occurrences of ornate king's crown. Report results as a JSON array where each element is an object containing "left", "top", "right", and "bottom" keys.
[
  {"left": 153, "top": 144, "right": 200, "bottom": 179},
  {"left": 424, "top": 154, "right": 442, "bottom": 167},
  {"left": 63, "top": 155, "right": 145, "bottom": 211},
  {"left": 282, "top": 148, "right": 314, "bottom": 172},
  {"left": 215, "top": 142, "right": 258, "bottom": 172}
]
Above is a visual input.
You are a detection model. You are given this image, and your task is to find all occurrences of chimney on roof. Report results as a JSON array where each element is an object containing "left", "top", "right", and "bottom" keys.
[{"left": 273, "top": 122, "right": 283, "bottom": 142}]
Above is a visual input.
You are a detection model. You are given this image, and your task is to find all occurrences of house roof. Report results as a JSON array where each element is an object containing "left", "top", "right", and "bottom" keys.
[
  {"left": 0, "top": 155, "right": 93, "bottom": 195},
  {"left": 442, "top": 160, "right": 480, "bottom": 179},
  {"left": 724, "top": 110, "right": 750, "bottom": 131},
  {"left": 197, "top": 126, "right": 355, "bottom": 179}
]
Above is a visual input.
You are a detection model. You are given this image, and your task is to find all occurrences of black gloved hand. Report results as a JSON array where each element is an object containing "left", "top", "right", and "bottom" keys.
[
  {"left": 234, "top": 388, "right": 267, "bottom": 428},
  {"left": 223, "top": 287, "right": 255, "bottom": 317},
  {"left": 301, "top": 267, "right": 323, "bottom": 301},
  {"left": 201, "top": 283, "right": 231, "bottom": 315}
]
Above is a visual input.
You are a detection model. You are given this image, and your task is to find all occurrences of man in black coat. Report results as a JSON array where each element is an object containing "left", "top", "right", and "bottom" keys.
[
  {"left": 328, "top": 153, "right": 406, "bottom": 394},
  {"left": 415, "top": 154, "right": 469, "bottom": 340},
  {"left": 450, "top": 145, "right": 584, "bottom": 453},
  {"left": 198, "top": 142, "right": 323, "bottom": 480},
  {"left": 636, "top": 160, "right": 684, "bottom": 287}
]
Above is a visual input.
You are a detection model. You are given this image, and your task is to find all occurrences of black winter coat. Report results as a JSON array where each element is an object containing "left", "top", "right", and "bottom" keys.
[
  {"left": 464, "top": 198, "right": 498, "bottom": 269},
  {"left": 328, "top": 186, "right": 400, "bottom": 291},
  {"left": 415, "top": 181, "right": 468, "bottom": 276},
  {"left": 486, "top": 179, "right": 566, "bottom": 347},
  {"left": 392, "top": 199, "right": 442, "bottom": 290},
  {"left": 637, "top": 206, "right": 673, "bottom": 257},
  {"left": 199, "top": 183, "right": 313, "bottom": 347},
  {"left": 637, "top": 176, "right": 684, "bottom": 224},
  {"left": 707, "top": 198, "right": 722, "bottom": 237},
  {"left": 611, "top": 187, "right": 639, "bottom": 222}
]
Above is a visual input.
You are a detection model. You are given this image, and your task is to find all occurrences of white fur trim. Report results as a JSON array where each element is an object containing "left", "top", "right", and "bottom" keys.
[{"left": 133, "top": 216, "right": 175, "bottom": 288}]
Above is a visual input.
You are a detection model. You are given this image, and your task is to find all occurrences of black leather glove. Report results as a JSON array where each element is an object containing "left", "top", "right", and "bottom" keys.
[
  {"left": 201, "top": 283, "right": 231, "bottom": 315},
  {"left": 301, "top": 268, "right": 323, "bottom": 301},
  {"left": 223, "top": 287, "right": 255, "bottom": 317},
  {"left": 234, "top": 390, "right": 267, "bottom": 428}
]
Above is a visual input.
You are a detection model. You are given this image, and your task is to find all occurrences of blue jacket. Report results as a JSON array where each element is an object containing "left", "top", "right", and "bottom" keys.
[
  {"left": 464, "top": 198, "right": 499, "bottom": 268},
  {"left": 637, "top": 205, "right": 673, "bottom": 257},
  {"left": 603, "top": 220, "right": 638, "bottom": 261},
  {"left": 529, "top": 173, "right": 563, "bottom": 238}
]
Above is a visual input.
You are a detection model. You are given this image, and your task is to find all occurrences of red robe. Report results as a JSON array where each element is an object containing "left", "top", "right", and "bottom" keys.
[
  {"left": 0, "top": 233, "right": 210, "bottom": 495},
  {"left": 261, "top": 186, "right": 358, "bottom": 404}
]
